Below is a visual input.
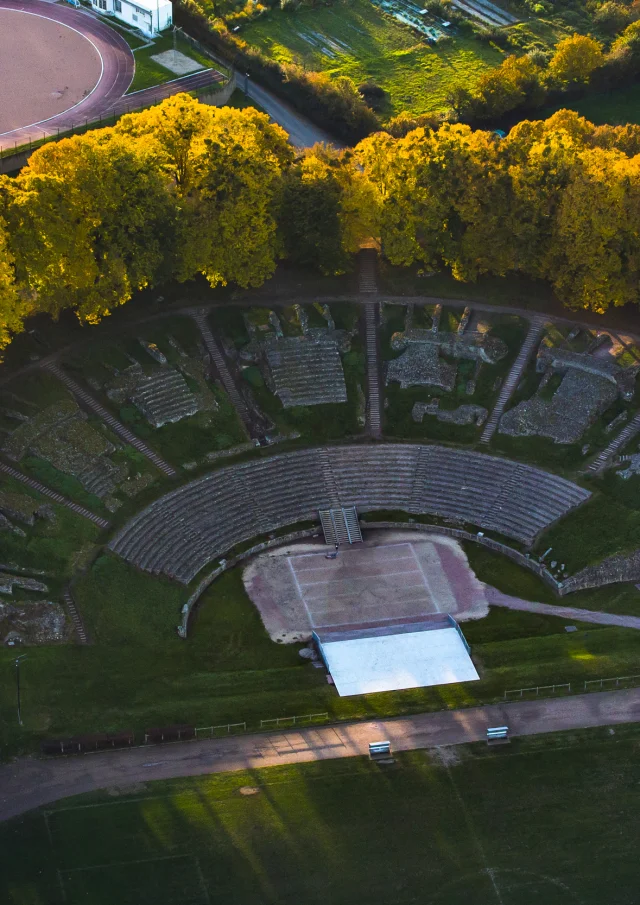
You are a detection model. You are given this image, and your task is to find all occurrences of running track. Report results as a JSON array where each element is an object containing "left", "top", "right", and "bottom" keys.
[
  {"left": 0, "top": 0, "right": 133, "bottom": 149},
  {"left": 0, "top": 0, "right": 225, "bottom": 152},
  {"left": 1, "top": 687, "right": 640, "bottom": 821}
]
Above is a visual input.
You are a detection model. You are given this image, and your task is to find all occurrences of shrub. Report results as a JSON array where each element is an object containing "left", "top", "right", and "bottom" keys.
[
  {"left": 594, "top": 1, "right": 631, "bottom": 35},
  {"left": 358, "top": 79, "right": 387, "bottom": 112}
]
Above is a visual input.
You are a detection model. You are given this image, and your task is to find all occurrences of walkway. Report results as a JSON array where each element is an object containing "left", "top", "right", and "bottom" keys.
[
  {"left": 480, "top": 314, "right": 546, "bottom": 444},
  {"left": 44, "top": 362, "right": 176, "bottom": 477},
  {"left": 486, "top": 587, "right": 640, "bottom": 630},
  {"left": 0, "top": 460, "right": 110, "bottom": 530},
  {"left": 588, "top": 411, "right": 640, "bottom": 473},
  {"left": 2, "top": 687, "right": 640, "bottom": 821},
  {"left": 244, "top": 78, "right": 341, "bottom": 149},
  {"left": 364, "top": 304, "right": 382, "bottom": 438},
  {"left": 188, "top": 310, "right": 253, "bottom": 433}
]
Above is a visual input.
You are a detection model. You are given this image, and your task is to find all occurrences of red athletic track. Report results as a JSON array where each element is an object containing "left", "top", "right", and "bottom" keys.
[{"left": 0, "top": 0, "right": 134, "bottom": 149}]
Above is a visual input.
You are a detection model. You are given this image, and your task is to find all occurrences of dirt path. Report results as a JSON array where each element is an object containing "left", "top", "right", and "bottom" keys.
[
  {"left": 485, "top": 587, "right": 640, "bottom": 629},
  {"left": 2, "top": 687, "right": 640, "bottom": 822}
]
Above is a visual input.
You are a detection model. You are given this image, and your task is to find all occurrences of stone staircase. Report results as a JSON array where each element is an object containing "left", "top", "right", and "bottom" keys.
[
  {"left": 365, "top": 304, "right": 382, "bottom": 438},
  {"left": 479, "top": 315, "right": 545, "bottom": 445},
  {"left": 43, "top": 362, "right": 175, "bottom": 477},
  {"left": 189, "top": 311, "right": 252, "bottom": 431},
  {"left": 63, "top": 588, "right": 89, "bottom": 644},
  {"left": 588, "top": 412, "right": 640, "bottom": 473},
  {"left": 358, "top": 248, "right": 378, "bottom": 293},
  {"left": 0, "top": 460, "right": 110, "bottom": 529},
  {"left": 319, "top": 506, "right": 363, "bottom": 545}
]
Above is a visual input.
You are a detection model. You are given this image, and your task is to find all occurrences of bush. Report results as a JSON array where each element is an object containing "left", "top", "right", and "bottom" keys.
[
  {"left": 594, "top": 1, "right": 631, "bottom": 35},
  {"left": 358, "top": 79, "right": 387, "bottom": 112}
]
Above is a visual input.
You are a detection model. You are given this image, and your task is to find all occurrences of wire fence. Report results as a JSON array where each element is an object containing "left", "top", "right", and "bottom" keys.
[
  {"left": 0, "top": 78, "right": 231, "bottom": 166},
  {"left": 505, "top": 672, "right": 640, "bottom": 700}
]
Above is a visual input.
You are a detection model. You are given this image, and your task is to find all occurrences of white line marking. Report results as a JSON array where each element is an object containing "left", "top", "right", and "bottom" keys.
[
  {"left": 63, "top": 853, "right": 195, "bottom": 873},
  {"left": 408, "top": 542, "right": 440, "bottom": 612},
  {"left": 298, "top": 569, "right": 423, "bottom": 587},
  {"left": 0, "top": 7, "right": 105, "bottom": 136},
  {"left": 287, "top": 556, "right": 316, "bottom": 627}
]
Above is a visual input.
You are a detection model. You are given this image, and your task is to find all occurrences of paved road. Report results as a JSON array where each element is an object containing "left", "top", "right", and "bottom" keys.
[
  {"left": 2, "top": 688, "right": 640, "bottom": 822},
  {"left": 0, "top": 0, "right": 134, "bottom": 151},
  {"left": 245, "top": 78, "right": 342, "bottom": 149},
  {"left": 486, "top": 587, "right": 640, "bottom": 630}
]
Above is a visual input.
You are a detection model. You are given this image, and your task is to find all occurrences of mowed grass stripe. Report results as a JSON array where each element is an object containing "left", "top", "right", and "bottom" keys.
[{"left": 4, "top": 739, "right": 640, "bottom": 904}]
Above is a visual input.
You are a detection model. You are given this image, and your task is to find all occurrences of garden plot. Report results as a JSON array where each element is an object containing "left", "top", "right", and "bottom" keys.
[
  {"left": 61, "top": 316, "right": 247, "bottom": 469},
  {"left": 241, "top": 0, "right": 504, "bottom": 115}
]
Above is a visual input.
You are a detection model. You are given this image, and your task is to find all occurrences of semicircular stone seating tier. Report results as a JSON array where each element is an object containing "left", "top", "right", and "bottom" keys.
[{"left": 108, "top": 445, "right": 591, "bottom": 585}]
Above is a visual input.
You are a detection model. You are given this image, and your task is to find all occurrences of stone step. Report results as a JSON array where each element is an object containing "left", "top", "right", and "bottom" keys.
[
  {"left": 189, "top": 313, "right": 252, "bottom": 429},
  {"left": 0, "top": 459, "right": 110, "bottom": 530},
  {"left": 43, "top": 362, "right": 176, "bottom": 477},
  {"left": 480, "top": 315, "right": 546, "bottom": 445}
]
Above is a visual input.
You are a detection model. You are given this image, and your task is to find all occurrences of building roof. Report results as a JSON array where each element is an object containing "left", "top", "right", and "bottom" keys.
[
  {"left": 120, "top": 0, "right": 172, "bottom": 13},
  {"left": 315, "top": 622, "right": 479, "bottom": 697}
]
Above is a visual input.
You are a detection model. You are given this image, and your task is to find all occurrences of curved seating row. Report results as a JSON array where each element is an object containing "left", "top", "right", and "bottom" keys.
[{"left": 109, "top": 444, "right": 591, "bottom": 584}]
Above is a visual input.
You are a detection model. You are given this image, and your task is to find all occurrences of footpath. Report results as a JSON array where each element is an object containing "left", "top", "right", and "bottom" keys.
[{"left": 2, "top": 687, "right": 640, "bottom": 822}]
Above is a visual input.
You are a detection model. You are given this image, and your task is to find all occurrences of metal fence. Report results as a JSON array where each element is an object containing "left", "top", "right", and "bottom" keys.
[
  {"left": 260, "top": 712, "right": 329, "bottom": 729},
  {"left": 505, "top": 672, "right": 640, "bottom": 700}
]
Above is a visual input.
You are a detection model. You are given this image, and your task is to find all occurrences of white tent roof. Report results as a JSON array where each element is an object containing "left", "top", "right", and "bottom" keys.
[{"left": 316, "top": 624, "right": 479, "bottom": 697}]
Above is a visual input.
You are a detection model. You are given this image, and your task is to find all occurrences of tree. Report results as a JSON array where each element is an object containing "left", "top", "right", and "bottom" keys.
[
  {"left": 548, "top": 34, "right": 605, "bottom": 84},
  {"left": 473, "top": 55, "right": 544, "bottom": 118},
  {"left": 594, "top": 1, "right": 631, "bottom": 36},
  {"left": 279, "top": 150, "right": 350, "bottom": 274},
  {"left": 175, "top": 106, "right": 293, "bottom": 289},
  {"left": 0, "top": 204, "right": 29, "bottom": 353},
  {"left": 6, "top": 129, "right": 176, "bottom": 324}
]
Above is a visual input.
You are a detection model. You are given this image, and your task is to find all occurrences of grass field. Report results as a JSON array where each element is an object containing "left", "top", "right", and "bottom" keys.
[
  {"left": 4, "top": 549, "right": 640, "bottom": 760},
  {"left": 542, "top": 85, "right": 640, "bottom": 127},
  {"left": 128, "top": 32, "right": 214, "bottom": 93},
  {"left": 240, "top": 0, "right": 505, "bottom": 115},
  {"left": 4, "top": 729, "right": 640, "bottom": 905}
]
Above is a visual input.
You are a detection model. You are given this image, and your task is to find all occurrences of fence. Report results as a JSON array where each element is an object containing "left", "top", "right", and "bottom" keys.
[
  {"left": 0, "top": 75, "right": 234, "bottom": 173},
  {"left": 505, "top": 672, "right": 640, "bottom": 700},
  {"left": 195, "top": 722, "right": 247, "bottom": 738},
  {"left": 260, "top": 712, "right": 329, "bottom": 729}
]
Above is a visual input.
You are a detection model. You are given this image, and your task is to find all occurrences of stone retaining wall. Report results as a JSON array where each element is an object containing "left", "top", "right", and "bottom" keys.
[{"left": 178, "top": 527, "right": 319, "bottom": 637}]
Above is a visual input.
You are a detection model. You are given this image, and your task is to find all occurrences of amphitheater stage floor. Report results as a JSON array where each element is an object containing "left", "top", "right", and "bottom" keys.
[{"left": 243, "top": 531, "right": 490, "bottom": 643}]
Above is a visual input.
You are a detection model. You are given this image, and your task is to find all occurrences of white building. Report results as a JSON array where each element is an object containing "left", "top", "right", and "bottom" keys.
[{"left": 92, "top": 0, "right": 172, "bottom": 38}]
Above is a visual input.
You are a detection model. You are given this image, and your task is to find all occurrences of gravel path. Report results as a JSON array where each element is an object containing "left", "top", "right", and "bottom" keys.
[
  {"left": 485, "top": 586, "right": 640, "bottom": 629},
  {"left": 2, "top": 687, "right": 640, "bottom": 821}
]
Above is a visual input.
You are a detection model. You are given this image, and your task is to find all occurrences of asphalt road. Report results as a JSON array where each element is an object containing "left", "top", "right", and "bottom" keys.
[
  {"left": 245, "top": 78, "right": 343, "bottom": 149},
  {"left": 2, "top": 687, "right": 640, "bottom": 822}
]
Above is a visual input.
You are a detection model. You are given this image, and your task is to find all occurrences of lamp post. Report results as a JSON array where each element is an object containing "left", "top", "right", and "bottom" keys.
[{"left": 15, "top": 655, "right": 27, "bottom": 726}]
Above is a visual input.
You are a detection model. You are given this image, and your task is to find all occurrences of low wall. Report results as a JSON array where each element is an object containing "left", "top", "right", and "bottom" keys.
[{"left": 177, "top": 527, "right": 319, "bottom": 637}]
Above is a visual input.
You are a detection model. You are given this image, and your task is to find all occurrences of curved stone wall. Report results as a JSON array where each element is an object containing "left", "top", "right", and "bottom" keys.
[{"left": 109, "top": 444, "right": 591, "bottom": 584}]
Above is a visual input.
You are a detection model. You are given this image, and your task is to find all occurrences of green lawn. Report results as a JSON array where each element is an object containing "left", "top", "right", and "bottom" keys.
[
  {"left": 128, "top": 32, "right": 215, "bottom": 93},
  {"left": 240, "top": 0, "right": 505, "bottom": 115},
  {"left": 4, "top": 731, "right": 640, "bottom": 904},
  {"left": 542, "top": 85, "right": 640, "bottom": 127},
  {"left": 4, "top": 550, "right": 640, "bottom": 759}
]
